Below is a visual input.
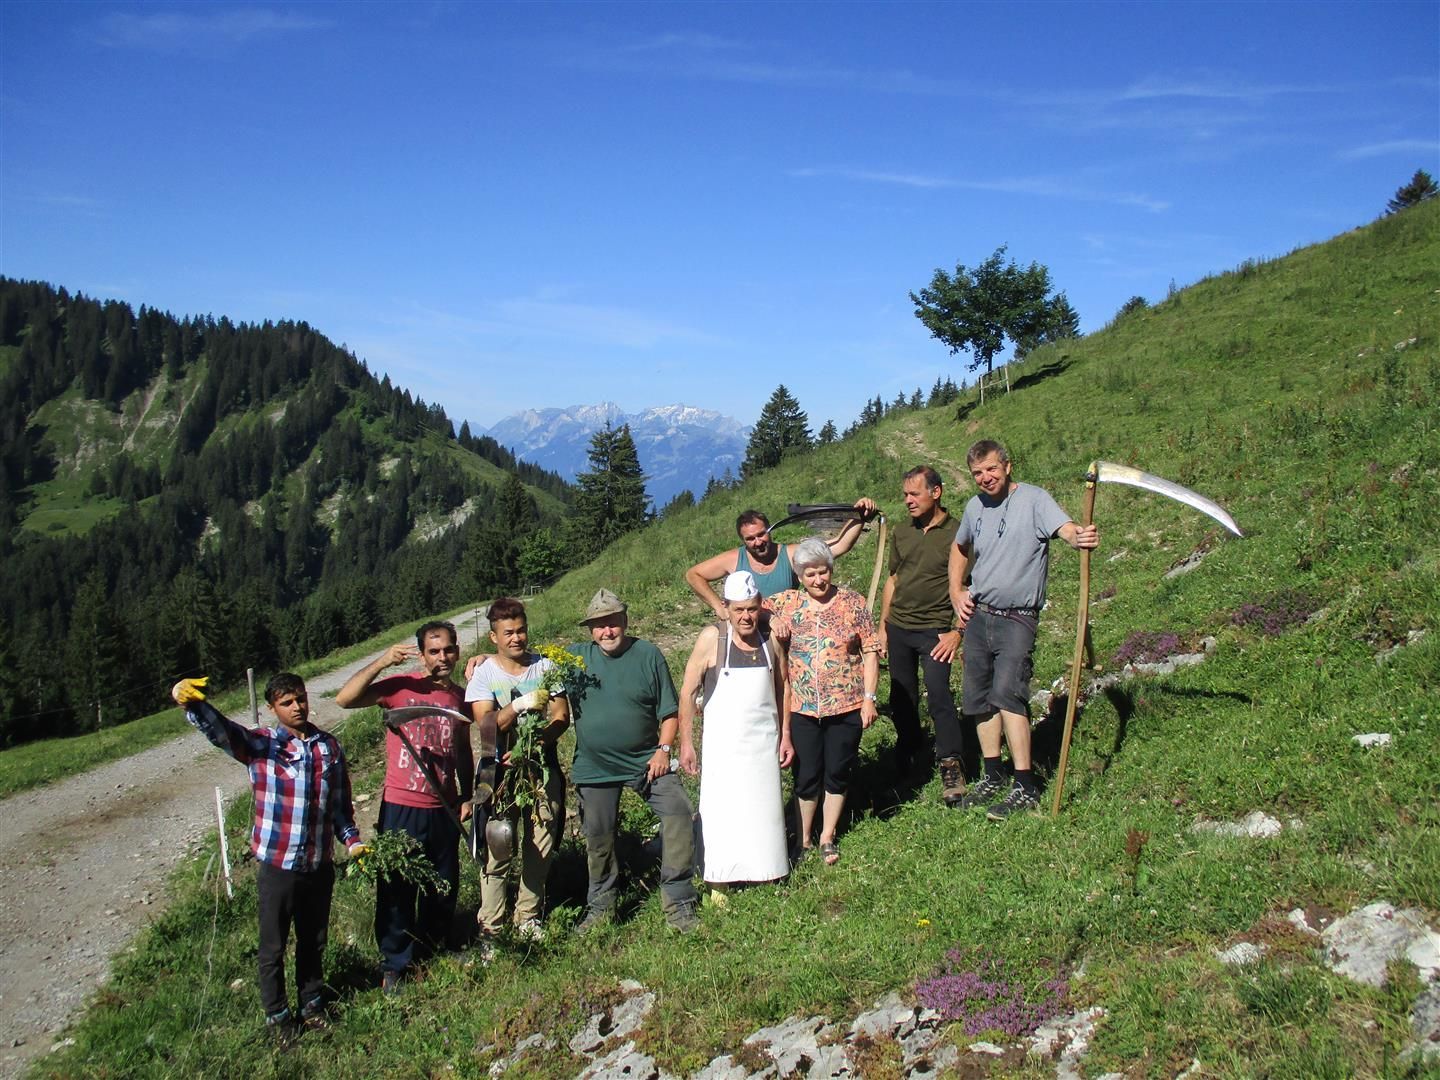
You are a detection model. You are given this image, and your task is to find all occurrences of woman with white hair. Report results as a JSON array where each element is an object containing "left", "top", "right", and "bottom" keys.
[
  {"left": 678, "top": 571, "right": 793, "bottom": 895},
  {"left": 770, "top": 538, "right": 881, "bottom": 865}
]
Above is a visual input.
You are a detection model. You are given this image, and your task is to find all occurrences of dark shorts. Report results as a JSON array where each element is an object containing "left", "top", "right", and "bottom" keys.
[{"left": 961, "top": 608, "right": 1038, "bottom": 718}]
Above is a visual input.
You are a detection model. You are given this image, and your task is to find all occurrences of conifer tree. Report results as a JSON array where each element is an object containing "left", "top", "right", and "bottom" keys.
[
  {"left": 566, "top": 423, "right": 648, "bottom": 562},
  {"left": 742, "top": 385, "right": 812, "bottom": 480},
  {"left": 1387, "top": 169, "right": 1438, "bottom": 214},
  {"left": 817, "top": 419, "right": 838, "bottom": 444}
]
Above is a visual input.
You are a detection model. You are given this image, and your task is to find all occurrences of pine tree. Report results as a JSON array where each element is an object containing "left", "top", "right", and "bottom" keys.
[
  {"left": 1387, "top": 169, "right": 1438, "bottom": 214},
  {"left": 566, "top": 423, "right": 649, "bottom": 562},
  {"left": 742, "top": 385, "right": 812, "bottom": 480},
  {"left": 817, "top": 419, "right": 838, "bottom": 444},
  {"left": 64, "top": 569, "right": 128, "bottom": 730}
]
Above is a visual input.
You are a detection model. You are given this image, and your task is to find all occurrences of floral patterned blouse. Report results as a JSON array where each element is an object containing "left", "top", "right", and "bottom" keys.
[{"left": 769, "top": 586, "right": 880, "bottom": 717}]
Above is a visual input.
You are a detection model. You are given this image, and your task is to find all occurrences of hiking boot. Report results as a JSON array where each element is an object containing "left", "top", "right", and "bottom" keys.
[
  {"left": 575, "top": 906, "right": 613, "bottom": 936},
  {"left": 666, "top": 901, "right": 700, "bottom": 934},
  {"left": 265, "top": 1008, "right": 300, "bottom": 1049},
  {"left": 956, "top": 773, "right": 1009, "bottom": 811},
  {"left": 298, "top": 997, "right": 330, "bottom": 1031},
  {"left": 938, "top": 757, "right": 967, "bottom": 806},
  {"left": 380, "top": 969, "right": 404, "bottom": 996},
  {"left": 986, "top": 781, "right": 1041, "bottom": 821},
  {"left": 516, "top": 918, "right": 545, "bottom": 943}
]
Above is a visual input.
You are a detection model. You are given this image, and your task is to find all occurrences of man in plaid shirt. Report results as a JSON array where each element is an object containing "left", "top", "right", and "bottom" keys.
[{"left": 174, "top": 672, "right": 365, "bottom": 1043}]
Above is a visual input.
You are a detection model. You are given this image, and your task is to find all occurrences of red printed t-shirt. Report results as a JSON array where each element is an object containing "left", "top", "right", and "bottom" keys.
[{"left": 373, "top": 676, "right": 471, "bottom": 809}]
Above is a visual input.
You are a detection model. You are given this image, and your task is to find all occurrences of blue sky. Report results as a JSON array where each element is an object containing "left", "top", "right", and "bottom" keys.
[{"left": 2, "top": 2, "right": 1436, "bottom": 435}]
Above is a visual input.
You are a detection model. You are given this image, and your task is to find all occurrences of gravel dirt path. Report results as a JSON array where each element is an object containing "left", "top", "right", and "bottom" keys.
[{"left": 0, "top": 611, "right": 487, "bottom": 1078}]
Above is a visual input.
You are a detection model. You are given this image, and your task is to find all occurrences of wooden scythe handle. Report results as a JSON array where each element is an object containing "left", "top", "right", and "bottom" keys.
[
  {"left": 866, "top": 515, "right": 889, "bottom": 615},
  {"left": 1050, "top": 475, "right": 1097, "bottom": 817}
]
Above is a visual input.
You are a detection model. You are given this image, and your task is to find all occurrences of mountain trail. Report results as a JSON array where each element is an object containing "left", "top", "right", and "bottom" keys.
[
  {"left": 0, "top": 609, "right": 487, "bottom": 1078},
  {"left": 884, "top": 417, "right": 968, "bottom": 484}
]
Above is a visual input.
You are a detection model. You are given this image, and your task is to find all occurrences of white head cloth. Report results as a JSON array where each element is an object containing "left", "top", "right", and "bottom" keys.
[{"left": 723, "top": 570, "right": 760, "bottom": 602}]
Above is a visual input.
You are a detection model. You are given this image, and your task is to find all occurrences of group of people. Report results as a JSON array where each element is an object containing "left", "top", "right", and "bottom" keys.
[{"left": 176, "top": 438, "right": 1097, "bottom": 1039}]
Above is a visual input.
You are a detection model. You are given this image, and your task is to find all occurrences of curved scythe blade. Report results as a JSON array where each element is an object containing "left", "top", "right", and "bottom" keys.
[{"left": 1092, "top": 461, "right": 1242, "bottom": 537}]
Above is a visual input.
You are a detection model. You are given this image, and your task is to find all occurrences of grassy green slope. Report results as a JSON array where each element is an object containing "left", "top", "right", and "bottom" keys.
[{"left": 35, "top": 204, "right": 1440, "bottom": 1078}]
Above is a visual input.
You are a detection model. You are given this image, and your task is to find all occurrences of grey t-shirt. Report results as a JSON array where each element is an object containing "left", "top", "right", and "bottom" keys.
[{"left": 954, "top": 482, "right": 1071, "bottom": 610}]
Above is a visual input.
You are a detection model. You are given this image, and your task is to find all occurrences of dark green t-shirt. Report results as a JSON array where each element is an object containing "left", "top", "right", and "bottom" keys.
[
  {"left": 568, "top": 639, "right": 680, "bottom": 785},
  {"left": 887, "top": 508, "right": 960, "bottom": 630}
]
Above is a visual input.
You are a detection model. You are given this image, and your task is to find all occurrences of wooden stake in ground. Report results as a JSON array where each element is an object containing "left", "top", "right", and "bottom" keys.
[
  {"left": 214, "top": 785, "right": 233, "bottom": 899},
  {"left": 1050, "top": 461, "right": 1243, "bottom": 817}
]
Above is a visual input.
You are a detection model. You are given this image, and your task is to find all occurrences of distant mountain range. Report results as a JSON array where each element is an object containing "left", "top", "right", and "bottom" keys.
[{"left": 483, "top": 402, "right": 751, "bottom": 506}]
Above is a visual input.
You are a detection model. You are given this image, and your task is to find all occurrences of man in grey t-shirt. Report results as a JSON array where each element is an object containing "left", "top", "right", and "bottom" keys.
[{"left": 947, "top": 440, "right": 1098, "bottom": 819}]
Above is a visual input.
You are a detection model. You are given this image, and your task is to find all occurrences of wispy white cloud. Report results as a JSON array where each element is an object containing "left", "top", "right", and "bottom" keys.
[
  {"left": 384, "top": 292, "right": 722, "bottom": 352},
  {"left": 620, "top": 32, "right": 748, "bottom": 54},
  {"left": 1337, "top": 138, "right": 1439, "bottom": 161},
  {"left": 92, "top": 8, "right": 330, "bottom": 50},
  {"left": 791, "top": 166, "right": 1169, "bottom": 213}
]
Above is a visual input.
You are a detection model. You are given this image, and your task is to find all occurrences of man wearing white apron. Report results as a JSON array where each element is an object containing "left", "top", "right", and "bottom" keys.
[{"left": 678, "top": 571, "right": 793, "bottom": 896}]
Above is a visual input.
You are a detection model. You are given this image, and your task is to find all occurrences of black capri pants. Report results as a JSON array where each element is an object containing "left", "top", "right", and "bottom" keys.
[{"left": 790, "top": 710, "right": 864, "bottom": 800}]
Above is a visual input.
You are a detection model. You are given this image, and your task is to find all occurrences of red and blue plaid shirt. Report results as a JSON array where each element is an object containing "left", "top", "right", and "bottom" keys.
[{"left": 185, "top": 700, "right": 361, "bottom": 872}]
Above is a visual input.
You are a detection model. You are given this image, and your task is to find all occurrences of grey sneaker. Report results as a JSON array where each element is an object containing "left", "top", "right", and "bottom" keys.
[
  {"left": 986, "top": 781, "right": 1041, "bottom": 821},
  {"left": 666, "top": 901, "right": 700, "bottom": 934},
  {"left": 476, "top": 934, "right": 497, "bottom": 966},
  {"left": 515, "top": 919, "right": 545, "bottom": 943},
  {"left": 957, "top": 773, "right": 1009, "bottom": 810},
  {"left": 938, "top": 757, "right": 967, "bottom": 806}
]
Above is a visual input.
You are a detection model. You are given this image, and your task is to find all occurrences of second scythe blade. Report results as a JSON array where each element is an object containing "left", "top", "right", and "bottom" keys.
[{"left": 1091, "top": 461, "right": 1243, "bottom": 537}]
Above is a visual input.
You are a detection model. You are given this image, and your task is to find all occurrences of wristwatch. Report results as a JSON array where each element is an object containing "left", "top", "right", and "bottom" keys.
[
  {"left": 659, "top": 743, "right": 673, "bottom": 754},
  {"left": 863, "top": 692, "right": 878, "bottom": 701}
]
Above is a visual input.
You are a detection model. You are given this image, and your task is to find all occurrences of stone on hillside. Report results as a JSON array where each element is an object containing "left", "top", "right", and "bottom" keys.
[
  {"left": 1127, "top": 652, "right": 1207, "bottom": 677},
  {"left": 1214, "top": 942, "right": 1266, "bottom": 966},
  {"left": 849, "top": 991, "right": 914, "bottom": 1038},
  {"left": 1192, "top": 811, "right": 1284, "bottom": 839},
  {"left": 1402, "top": 983, "right": 1440, "bottom": 1064},
  {"left": 743, "top": 1015, "right": 835, "bottom": 1075},
  {"left": 575, "top": 1041, "right": 673, "bottom": 1080},
  {"left": 1322, "top": 902, "right": 1440, "bottom": 988},
  {"left": 1028, "top": 1006, "right": 1106, "bottom": 1080},
  {"left": 968, "top": 1041, "right": 1006, "bottom": 1055},
  {"left": 804, "top": 1042, "right": 851, "bottom": 1078},
  {"left": 906, "top": 1044, "right": 959, "bottom": 1079},
  {"left": 897, "top": 1023, "right": 940, "bottom": 1064},
  {"left": 1286, "top": 909, "right": 1321, "bottom": 936},
  {"left": 569, "top": 988, "right": 656, "bottom": 1056},
  {"left": 1377, "top": 629, "right": 1427, "bottom": 664},
  {"left": 689, "top": 1055, "right": 752, "bottom": 1080},
  {"left": 1352, "top": 732, "right": 1393, "bottom": 749},
  {"left": 1164, "top": 551, "right": 1206, "bottom": 578}
]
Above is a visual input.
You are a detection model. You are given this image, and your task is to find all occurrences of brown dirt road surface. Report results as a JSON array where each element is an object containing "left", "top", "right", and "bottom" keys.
[{"left": 0, "top": 611, "right": 488, "bottom": 1078}]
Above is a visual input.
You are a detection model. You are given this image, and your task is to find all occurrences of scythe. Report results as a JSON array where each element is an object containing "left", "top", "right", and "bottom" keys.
[
  {"left": 766, "top": 503, "right": 889, "bottom": 615},
  {"left": 1050, "top": 463, "right": 1242, "bottom": 817},
  {"left": 382, "top": 704, "right": 484, "bottom": 861}
]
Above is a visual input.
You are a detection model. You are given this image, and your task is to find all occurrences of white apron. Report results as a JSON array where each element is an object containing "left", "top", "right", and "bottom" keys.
[{"left": 698, "top": 631, "right": 789, "bottom": 883}]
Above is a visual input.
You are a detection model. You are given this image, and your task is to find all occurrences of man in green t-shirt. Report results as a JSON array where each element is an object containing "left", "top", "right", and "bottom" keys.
[{"left": 569, "top": 589, "right": 698, "bottom": 934}]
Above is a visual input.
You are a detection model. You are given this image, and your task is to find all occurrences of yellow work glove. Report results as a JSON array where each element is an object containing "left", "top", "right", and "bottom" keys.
[{"left": 172, "top": 676, "right": 209, "bottom": 706}]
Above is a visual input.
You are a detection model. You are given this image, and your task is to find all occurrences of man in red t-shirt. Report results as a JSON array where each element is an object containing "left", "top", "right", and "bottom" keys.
[{"left": 337, "top": 621, "right": 472, "bottom": 990}]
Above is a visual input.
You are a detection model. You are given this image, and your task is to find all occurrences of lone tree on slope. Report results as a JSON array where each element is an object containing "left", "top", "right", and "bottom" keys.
[
  {"left": 1387, "top": 169, "right": 1438, "bottom": 215},
  {"left": 910, "top": 245, "right": 1078, "bottom": 377}
]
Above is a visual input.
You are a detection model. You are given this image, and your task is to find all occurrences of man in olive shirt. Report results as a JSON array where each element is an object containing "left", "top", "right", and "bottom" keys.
[
  {"left": 569, "top": 589, "right": 698, "bottom": 934},
  {"left": 879, "top": 465, "right": 980, "bottom": 803}
]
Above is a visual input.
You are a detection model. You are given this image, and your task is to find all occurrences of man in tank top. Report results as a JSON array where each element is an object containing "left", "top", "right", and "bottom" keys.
[{"left": 684, "top": 499, "right": 878, "bottom": 621}]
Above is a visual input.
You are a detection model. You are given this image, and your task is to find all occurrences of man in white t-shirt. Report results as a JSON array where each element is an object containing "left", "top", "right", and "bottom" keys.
[{"left": 464, "top": 597, "right": 570, "bottom": 949}]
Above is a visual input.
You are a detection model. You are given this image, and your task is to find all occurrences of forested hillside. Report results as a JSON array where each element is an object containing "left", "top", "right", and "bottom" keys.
[{"left": 0, "top": 279, "right": 572, "bottom": 744}]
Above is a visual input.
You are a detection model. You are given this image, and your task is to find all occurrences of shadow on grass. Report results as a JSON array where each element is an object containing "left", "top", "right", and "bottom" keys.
[{"left": 1034, "top": 682, "right": 1254, "bottom": 778}]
